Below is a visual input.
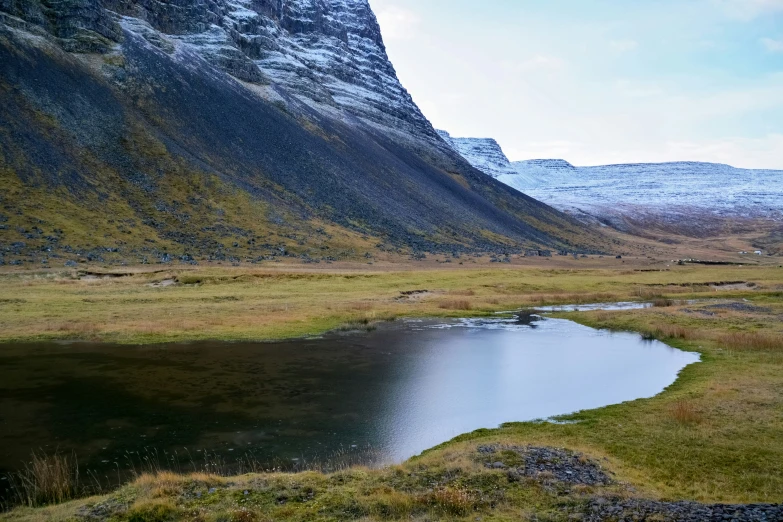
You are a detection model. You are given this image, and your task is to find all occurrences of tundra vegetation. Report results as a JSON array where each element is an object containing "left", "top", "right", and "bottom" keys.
[{"left": 0, "top": 263, "right": 782, "bottom": 521}]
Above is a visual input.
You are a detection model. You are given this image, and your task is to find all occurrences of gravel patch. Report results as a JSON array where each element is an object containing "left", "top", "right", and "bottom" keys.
[
  {"left": 478, "top": 445, "right": 612, "bottom": 486},
  {"left": 704, "top": 302, "right": 772, "bottom": 313},
  {"left": 576, "top": 497, "right": 783, "bottom": 521},
  {"left": 477, "top": 446, "right": 782, "bottom": 520}
]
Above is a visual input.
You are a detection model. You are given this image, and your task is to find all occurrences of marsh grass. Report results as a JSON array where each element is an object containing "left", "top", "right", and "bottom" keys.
[
  {"left": 669, "top": 400, "right": 702, "bottom": 425},
  {"left": 644, "top": 323, "right": 696, "bottom": 341},
  {"left": 4, "top": 453, "right": 80, "bottom": 508},
  {"left": 438, "top": 299, "right": 472, "bottom": 311},
  {"left": 0, "top": 265, "right": 780, "bottom": 344},
  {"left": 2, "top": 265, "right": 783, "bottom": 519},
  {"left": 717, "top": 331, "right": 782, "bottom": 352}
]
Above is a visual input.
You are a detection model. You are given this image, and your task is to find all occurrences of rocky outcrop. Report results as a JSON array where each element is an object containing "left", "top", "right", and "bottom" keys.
[
  {"left": 1, "top": 0, "right": 441, "bottom": 141},
  {"left": 0, "top": 0, "right": 121, "bottom": 52}
]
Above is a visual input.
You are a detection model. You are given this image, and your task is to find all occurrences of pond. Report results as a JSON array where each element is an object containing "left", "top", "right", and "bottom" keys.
[{"left": 0, "top": 314, "right": 698, "bottom": 493}]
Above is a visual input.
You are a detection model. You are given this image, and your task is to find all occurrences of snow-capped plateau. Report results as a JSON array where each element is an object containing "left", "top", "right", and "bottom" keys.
[
  {"left": 439, "top": 130, "right": 783, "bottom": 232},
  {"left": 436, "top": 131, "right": 518, "bottom": 178}
]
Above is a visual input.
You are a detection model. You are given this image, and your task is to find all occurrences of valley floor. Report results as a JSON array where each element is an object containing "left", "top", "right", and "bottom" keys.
[
  {"left": 1, "top": 262, "right": 782, "bottom": 520},
  {"left": 0, "top": 258, "right": 781, "bottom": 344}
]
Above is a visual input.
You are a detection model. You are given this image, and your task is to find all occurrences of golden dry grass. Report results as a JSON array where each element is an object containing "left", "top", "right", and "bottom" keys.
[
  {"left": 0, "top": 264, "right": 781, "bottom": 344},
  {"left": 5, "top": 453, "right": 79, "bottom": 508},
  {"left": 669, "top": 400, "right": 702, "bottom": 425},
  {"left": 717, "top": 331, "right": 783, "bottom": 352},
  {"left": 1, "top": 264, "right": 783, "bottom": 521},
  {"left": 438, "top": 298, "right": 473, "bottom": 310}
]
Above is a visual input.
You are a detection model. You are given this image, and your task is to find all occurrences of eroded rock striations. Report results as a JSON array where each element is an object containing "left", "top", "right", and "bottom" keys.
[
  {"left": 0, "top": 0, "right": 602, "bottom": 266},
  {"left": 3, "top": 0, "right": 438, "bottom": 141}
]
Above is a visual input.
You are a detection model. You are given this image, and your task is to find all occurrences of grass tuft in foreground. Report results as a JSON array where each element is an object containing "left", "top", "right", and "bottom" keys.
[{"left": 4, "top": 453, "right": 80, "bottom": 508}]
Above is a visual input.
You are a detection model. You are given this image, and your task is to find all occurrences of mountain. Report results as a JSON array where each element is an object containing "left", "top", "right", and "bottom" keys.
[
  {"left": 0, "top": 0, "right": 603, "bottom": 267},
  {"left": 436, "top": 131, "right": 518, "bottom": 179},
  {"left": 438, "top": 130, "right": 783, "bottom": 237}
]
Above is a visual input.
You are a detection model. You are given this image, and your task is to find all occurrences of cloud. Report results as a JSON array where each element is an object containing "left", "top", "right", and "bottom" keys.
[
  {"left": 614, "top": 79, "right": 664, "bottom": 98},
  {"left": 610, "top": 40, "right": 639, "bottom": 52},
  {"left": 374, "top": 6, "right": 420, "bottom": 41},
  {"left": 761, "top": 37, "right": 783, "bottom": 52},
  {"left": 714, "top": 0, "right": 783, "bottom": 20},
  {"left": 509, "top": 55, "right": 566, "bottom": 73}
]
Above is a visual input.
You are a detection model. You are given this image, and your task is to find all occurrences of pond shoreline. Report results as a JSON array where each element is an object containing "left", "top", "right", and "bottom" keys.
[{"left": 2, "top": 267, "right": 781, "bottom": 519}]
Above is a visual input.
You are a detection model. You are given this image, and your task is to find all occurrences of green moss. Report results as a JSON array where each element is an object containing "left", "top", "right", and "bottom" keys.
[{"left": 121, "top": 500, "right": 180, "bottom": 522}]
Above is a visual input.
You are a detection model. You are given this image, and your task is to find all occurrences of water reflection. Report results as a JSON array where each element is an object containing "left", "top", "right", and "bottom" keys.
[
  {"left": 0, "top": 316, "right": 698, "bottom": 485},
  {"left": 379, "top": 316, "right": 697, "bottom": 461},
  {"left": 533, "top": 302, "right": 654, "bottom": 312}
]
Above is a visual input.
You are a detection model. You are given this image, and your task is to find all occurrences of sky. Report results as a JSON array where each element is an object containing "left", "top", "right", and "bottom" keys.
[{"left": 368, "top": 0, "right": 783, "bottom": 168}]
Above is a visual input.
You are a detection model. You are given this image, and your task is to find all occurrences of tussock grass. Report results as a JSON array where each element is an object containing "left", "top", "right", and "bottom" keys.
[
  {"left": 717, "top": 331, "right": 782, "bottom": 352},
  {"left": 123, "top": 499, "right": 181, "bottom": 522},
  {"left": 669, "top": 400, "right": 702, "bottom": 425},
  {"left": 0, "top": 450, "right": 530, "bottom": 521},
  {"left": 644, "top": 323, "right": 698, "bottom": 341},
  {"left": 438, "top": 299, "right": 472, "bottom": 310},
  {"left": 5, "top": 453, "right": 80, "bottom": 508},
  {"left": 420, "top": 487, "right": 477, "bottom": 517}
]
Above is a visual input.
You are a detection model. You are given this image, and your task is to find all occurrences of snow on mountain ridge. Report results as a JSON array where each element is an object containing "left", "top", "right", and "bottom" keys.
[
  {"left": 437, "top": 130, "right": 517, "bottom": 178},
  {"left": 439, "top": 129, "right": 783, "bottom": 229},
  {"left": 109, "top": 0, "right": 441, "bottom": 143}
]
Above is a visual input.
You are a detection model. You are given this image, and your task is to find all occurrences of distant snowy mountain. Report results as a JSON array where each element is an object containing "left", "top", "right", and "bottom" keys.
[
  {"left": 437, "top": 131, "right": 518, "bottom": 178},
  {"left": 438, "top": 130, "right": 783, "bottom": 234}
]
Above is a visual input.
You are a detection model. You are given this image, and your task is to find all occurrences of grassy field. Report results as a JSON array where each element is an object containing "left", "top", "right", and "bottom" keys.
[
  {"left": 0, "top": 261, "right": 781, "bottom": 344},
  {"left": 1, "top": 263, "right": 782, "bottom": 521}
]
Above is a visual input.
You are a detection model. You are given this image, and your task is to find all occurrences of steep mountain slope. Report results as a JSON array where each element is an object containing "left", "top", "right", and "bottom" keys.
[
  {"left": 439, "top": 130, "right": 783, "bottom": 238},
  {"left": 0, "top": 1, "right": 603, "bottom": 267}
]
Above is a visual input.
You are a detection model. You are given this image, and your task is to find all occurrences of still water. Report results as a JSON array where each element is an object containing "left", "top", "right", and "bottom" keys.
[{"left": 0, "top": 315, "right": 698, "bottom": 483}]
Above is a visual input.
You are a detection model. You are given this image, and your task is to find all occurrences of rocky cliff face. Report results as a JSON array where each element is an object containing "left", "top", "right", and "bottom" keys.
[
  {"left": 439, "top": 129, "right": 783, "bottom": 237},
  {"left": 0, "top": 0, "right": 602, "bottom": 266},
  {"left": 437, "top": 131, "right": 517, "bottom": 179},
  {"left": 1, "top": 0, "right": 440, "bottom": 142}
]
